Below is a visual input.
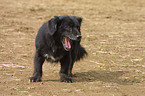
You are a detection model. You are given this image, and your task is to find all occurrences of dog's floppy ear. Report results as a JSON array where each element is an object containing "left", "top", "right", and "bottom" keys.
[
  {"left": 47, "top": 16, "right": 60, "bottom": 35},
  {"left": 76, "top": 17, "right": 83, "bottom": 26}
]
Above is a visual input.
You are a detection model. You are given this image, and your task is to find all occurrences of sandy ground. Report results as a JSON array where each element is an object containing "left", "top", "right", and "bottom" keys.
[{"left": 0, "top": 0, "right": 145, "bottom": 96}]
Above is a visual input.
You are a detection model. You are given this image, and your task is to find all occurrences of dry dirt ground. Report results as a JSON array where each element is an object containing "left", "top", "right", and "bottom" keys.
[{"left": 0, "top": 0, "right": 145, "bottom": 96}]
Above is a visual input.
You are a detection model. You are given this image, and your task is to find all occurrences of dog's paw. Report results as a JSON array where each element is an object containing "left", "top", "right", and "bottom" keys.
[
  {"left": 60, "top": 77, "right": 73, "bottom": 83},
  {"left": 29, "top": 77, "right": 41, "bottom": 82},
  {"left": 60, "top": 73, "right": 73, "bottom": 83}
]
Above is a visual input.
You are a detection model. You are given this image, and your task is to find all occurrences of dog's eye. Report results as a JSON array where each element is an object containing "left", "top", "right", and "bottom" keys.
[
  {"left": 77, "top": 26, "right": 80, "bottom": 30},
  {"left": 65, "top": 26, "right": 72, "bottom": 30}
]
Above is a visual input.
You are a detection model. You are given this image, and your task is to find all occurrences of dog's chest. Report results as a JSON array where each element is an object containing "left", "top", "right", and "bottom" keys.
[
  {"left": 43, "top": 47, "right": 65, "bottom": 62},
  {"left": 44, "top": 54, "right": 63, "bottom": 61}
]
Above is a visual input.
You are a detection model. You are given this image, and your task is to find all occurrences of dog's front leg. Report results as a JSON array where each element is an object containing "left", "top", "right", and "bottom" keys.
[
  {"left": 60, "top": 53, "right": 73, "bottom": 83},
  {"left": 29, "top": 52, "right": 45, "bottom": 82}
]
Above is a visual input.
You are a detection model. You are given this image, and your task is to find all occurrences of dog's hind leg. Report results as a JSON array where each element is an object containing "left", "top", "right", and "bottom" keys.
[{"left": 29, "top": 52, "right": 45, "bottom": 82}]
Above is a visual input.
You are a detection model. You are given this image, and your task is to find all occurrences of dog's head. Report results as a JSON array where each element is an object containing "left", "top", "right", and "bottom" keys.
[{"left": 47, "top": 15, "right": 82, "bottom": 51}]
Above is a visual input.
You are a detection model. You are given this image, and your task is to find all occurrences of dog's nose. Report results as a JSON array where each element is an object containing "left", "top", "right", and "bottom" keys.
[{"left": 76, "top": 35, "right": 82, "bottom": 40}]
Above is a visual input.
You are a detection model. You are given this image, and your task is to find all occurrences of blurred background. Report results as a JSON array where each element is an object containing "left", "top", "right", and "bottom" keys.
[{"left": 0, "top": 0, "right": 145, "bottom": 96}]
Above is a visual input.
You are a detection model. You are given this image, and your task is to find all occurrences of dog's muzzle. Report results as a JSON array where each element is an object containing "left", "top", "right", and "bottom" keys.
[
  {"left": 76, "top": 35, "right": 82, "bottom": 41},
  {"left": 61, "top": 35, "right": 81, "bottom": 51},
  {"left": 62, "top": 36, "right": 71, "bottom": 51}
]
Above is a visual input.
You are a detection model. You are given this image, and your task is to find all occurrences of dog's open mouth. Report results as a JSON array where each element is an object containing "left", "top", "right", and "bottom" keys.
[{"left": 62, "top": 36, "right": 71, "bottom": 51}]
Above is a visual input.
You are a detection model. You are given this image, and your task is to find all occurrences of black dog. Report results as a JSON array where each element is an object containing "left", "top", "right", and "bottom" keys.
[{"left": 29, "top": 15, "right": 87, "bottom": 83}]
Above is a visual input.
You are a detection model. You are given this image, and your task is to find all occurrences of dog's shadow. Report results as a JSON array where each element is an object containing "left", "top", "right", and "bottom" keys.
[
  {"left": 44, "top": 70, "right": 139, "bottom": 85},
  {"left": 73, "top": 70, "right": 137, "bottom": 85}
]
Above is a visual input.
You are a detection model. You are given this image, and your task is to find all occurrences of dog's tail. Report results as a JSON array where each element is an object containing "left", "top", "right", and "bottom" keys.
[{"left": 76, "top": 45, "right": 88, "bottom": 61}]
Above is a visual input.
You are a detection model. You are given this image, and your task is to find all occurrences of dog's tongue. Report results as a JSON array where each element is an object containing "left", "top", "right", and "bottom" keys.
[{"left": 65, "top": 37, "right": 71, "bottom": 49}]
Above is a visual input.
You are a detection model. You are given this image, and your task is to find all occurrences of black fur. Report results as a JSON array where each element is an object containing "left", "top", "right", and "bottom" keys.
[{"left": 29, "top": 15, "right": 87, "bottom": 83}]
